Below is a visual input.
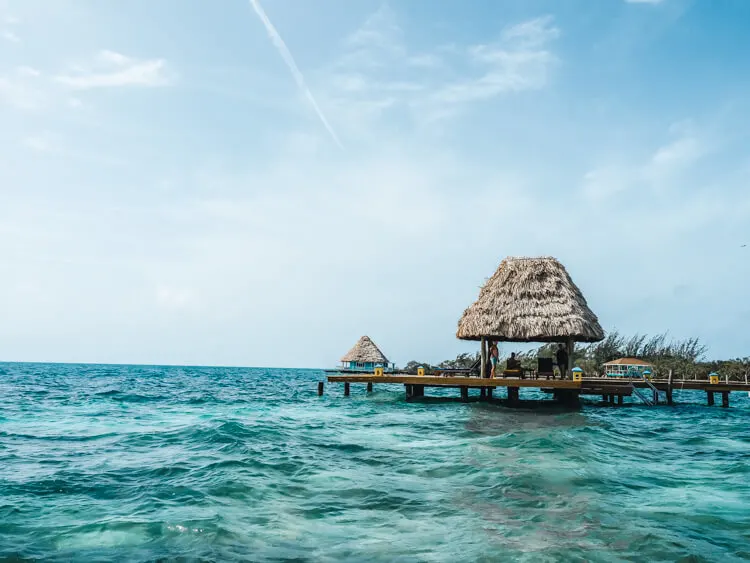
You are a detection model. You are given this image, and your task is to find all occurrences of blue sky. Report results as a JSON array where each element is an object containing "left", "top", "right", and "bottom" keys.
[{"left": 1, "top": 0, "right": 749, "bottom": 367}]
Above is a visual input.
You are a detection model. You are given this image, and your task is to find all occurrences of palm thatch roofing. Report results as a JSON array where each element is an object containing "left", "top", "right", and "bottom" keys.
[
  {"left": 340, "top": 336, "right": 390, "bottom": 364},
  {"left": 456, "top": 256, "right": 604, "bottom": 343}
]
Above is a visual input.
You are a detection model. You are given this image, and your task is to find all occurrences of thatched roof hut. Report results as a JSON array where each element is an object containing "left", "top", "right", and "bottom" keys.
[
  {"left": 456, "top": 257, "right": 604, "bottom": 343},
  {"left": 340, "top": 336, "right": 390, "bottom": 365}
]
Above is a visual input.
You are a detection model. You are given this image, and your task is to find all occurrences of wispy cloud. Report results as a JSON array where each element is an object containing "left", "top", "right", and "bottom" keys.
[
  {"left": 55, "top": 50, "right": 172, "bottom": 89},
  {"left": 247, "top": 0, "right": 343, "bottom": 149},
  {"left": 582, "top": 122, "right": 708, "bottom": 202},
  {"left": 0, "top": 66, "right": 47, "bottom": 110},
  {"left": 1, "top": 29, "right": 19, "bottom": 42},
  {"left": 22, "top": 132, "right": 56, "bottom": 153},
  {"left": 323, "top": 9, "right": 560, "bottom": 128}
]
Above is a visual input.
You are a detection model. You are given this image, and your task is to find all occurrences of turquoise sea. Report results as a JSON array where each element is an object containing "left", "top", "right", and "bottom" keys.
[{"left": 1, "top": 363, "right": 749, "bottom": 562}]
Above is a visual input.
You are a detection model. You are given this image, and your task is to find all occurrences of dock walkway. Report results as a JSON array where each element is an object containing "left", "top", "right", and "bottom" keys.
[{"left": 322, "top": 374, "right": 750, "bottom": 408}]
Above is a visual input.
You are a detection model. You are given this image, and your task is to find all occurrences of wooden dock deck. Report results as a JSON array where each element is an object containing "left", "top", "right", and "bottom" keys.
[{"left": 322, "top": 374, "right": 750, "bottom": 407}]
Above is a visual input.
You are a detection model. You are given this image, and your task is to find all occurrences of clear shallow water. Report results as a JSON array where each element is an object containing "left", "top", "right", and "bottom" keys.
[{"left": 1, "top": 363, "right": 749, "bottom": 562}]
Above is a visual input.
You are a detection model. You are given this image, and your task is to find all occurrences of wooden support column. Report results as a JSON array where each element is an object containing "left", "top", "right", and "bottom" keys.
[
  {"left": 508, "top": 387, "right": 519, "bottom": 404},
  {"left": 554, "top": 389, "right": 579, "bottom": 406},
  {"left": 707, "top": 391, "right": 714, "bottom": 406},
  {"left": 480, "top": 337, "right": 487, "bottom": 380},
  {"left": 667, "top": 370, "right": 674, "bottom": 406},
  {"left": 480, "top": 388, "right": 487, "bottom": 400},
  {"left": 367, "top": 382, "right": 373, "bottom": 393},
  {"left": 617, "top": 395, "right": 623, "bottom": 405},
  {"left": 460, "top": 386, "right": 469, "bottom": 402},
  {"left": 722, "top": 391, "right": 729, "bottom": 408},
  {"left": 344, "top": 382, "right": 350, "bottom": 397},
  {"left": 653, "top": 389, "right": 658, "bottom": 405},
  {"left": 487, "top": 387, "right": 493, "bottom": 400},
  {"left": 414, "top": 385, "right": 424, "bottom": 398},
  {"left": 566, "top": 337, "right": 574, "bottom": 380},
  {"left": 318, "top": 381, "right": 324, "bottom": 396},
  {"left": 601, "top": 395, "right": 608, "bottom": 403}
]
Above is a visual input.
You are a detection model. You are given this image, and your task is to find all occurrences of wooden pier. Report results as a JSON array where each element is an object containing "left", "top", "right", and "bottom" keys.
[{"left": 322, "top": 374, "right": 750, "bottom": 408}]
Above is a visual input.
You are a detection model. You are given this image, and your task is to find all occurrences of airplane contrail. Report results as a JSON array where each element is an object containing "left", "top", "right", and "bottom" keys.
[{"left": 248, "top": 0, "right": 344, "bottom": 149}]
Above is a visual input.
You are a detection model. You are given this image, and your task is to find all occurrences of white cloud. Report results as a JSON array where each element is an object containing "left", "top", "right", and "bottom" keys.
[
  {"left": 156, "top": 286, "right": 197, "bottom": 310},
  {"left": 0, "top": 67, "right": 47, "bottom": 110},
  {"left": 1, "top": 30, "right": 19, "bottom": 42},
  {"left": 322, "top": 10, "right": 560, "bottom": 129},
  {"left": 55, "top": 50, "right": 172, "bottom": 89},
  {"left": 582, "top": 122, "right": 709, "bottom": 202},
  {"left": 434, "top": 16, "right": 559, "bottom": 104},
  {"left": 22, "top": 133, "right": 56, "bottom": 152}
]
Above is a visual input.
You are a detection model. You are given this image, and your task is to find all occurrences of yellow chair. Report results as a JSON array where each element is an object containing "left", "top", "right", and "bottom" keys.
[
  {"left": 709, "top": 372, "right": 719, "bottom": 384},
  {"left": 417, "top": 367, "right": 425, "bottom": 376}
]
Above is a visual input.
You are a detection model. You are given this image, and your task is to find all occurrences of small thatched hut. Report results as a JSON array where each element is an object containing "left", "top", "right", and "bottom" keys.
[
  {"left": 456, "top": 256, "right": 604, "bottom": 377},
  {"left": 339, "top": 336, "right": 393, "bottom": 373}
]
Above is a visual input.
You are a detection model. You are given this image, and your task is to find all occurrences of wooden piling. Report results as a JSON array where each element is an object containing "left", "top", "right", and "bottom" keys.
[
  {"left": 617, "top": 395, "right": 623, "bottom": 405},
  {"left": 460, "top": 386, "right": 469, "bottom": 402},
  {"left": 508, "top": 387, "right": 519, "bottom": 404},
  {"left": 480, "top": 337, "right": 487, "bottom": 380},
  {"left": 653, "top": 389, "right": 658, "bottom": 405},
  {"left": 317, "top": 381, "right": 324, "bottom": 396},
  {"left": 667, "top": 370, "right": 674, "bottom": 405},
  {"left": 487, "top": 387, "right": 493, "bottom": 400},
  {"left": 344, "top": 382, "right": 350, "bottom": 397},
  {"left": 707, "top": 391, "right": 714, "bottom": 406},
  {"left": 367, "top": 382, "right": 373, "bottom": 393},
  {"left": 405, "top": 384, "right": 412, "bottom": 399},
  {"left": 480, "top": 388, "right": 487, "bottom": 400},
  {"left": 722, "top": 391, "right": 729, "bottom": 408}
]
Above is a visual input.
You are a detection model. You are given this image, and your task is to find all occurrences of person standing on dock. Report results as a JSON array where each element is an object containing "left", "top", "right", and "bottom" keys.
[
  {"left": 556, "top": 344, "right": 569, "bottom": 379},
  {"left": 489, "top": 341, "right": 499, "bottom": 378}
]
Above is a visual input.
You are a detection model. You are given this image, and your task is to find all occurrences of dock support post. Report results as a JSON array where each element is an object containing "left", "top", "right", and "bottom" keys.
[
  {"left": 318, "top": 381, "right": 324, "bottom": 396},
  {"left": 460, "top": 386, "right": 469, "bottom": 402},
  {"left": 480, "top": 388, "right": 487, "bottom": 400},
  {"left": 507, "top": 387, "right": 519, "bottom": 404},
  {"left": 480, "top": 337, "right": 487, "bottom": 379},
  {"left": 367, "top": 382, "right": 373, "bottom": 393},
  {"left": 414, "top": 385, "right": 424, "bottom": 398},
  {"left": 707, "top": 391, "right": 714, "bottom": 406},
  {"left": 601, "top": 394, "right": 607, "bottom": 403},
  {"left": 405, "top": 384, "right": 412, "bottom": 399},
  {"left": 555, "top": 389, "right": 579, "bottom": 407},
  {"left": 617, "top": 395, "right": 623, "bottom": 405},
  {"left": 667, "top": 370, "right": 674, "bottom": 405},
  {"left": 653, "top": 389, "right": 658, "bottom": 405},
  {"left": 487, "top": 387, "right": 493, "bottom": 400},
  {"left": 610, "top": 394, "right": 616, "bottom": 405},
  {"left": 344, "top": 382, "right": 350, "bottom": 397},
  {"left": 722, "top": 391, "right": 729, "bottom": 408}
]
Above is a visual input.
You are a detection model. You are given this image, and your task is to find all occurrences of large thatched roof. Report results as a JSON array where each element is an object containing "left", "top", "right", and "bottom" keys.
[
  {"left": 456, "top": 257, "right": 604, "bottom": 343},
  {"left": 340, "top": 336, "right": 389, "bottom": 363}
]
